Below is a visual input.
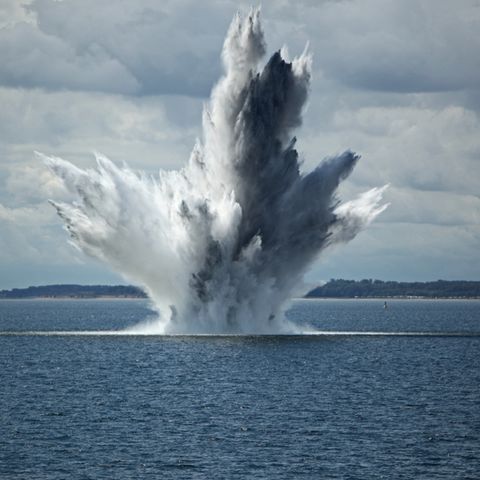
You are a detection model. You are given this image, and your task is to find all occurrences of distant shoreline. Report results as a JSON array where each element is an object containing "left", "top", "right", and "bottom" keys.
[
  {"left": 0, "top": 296, "right": 146, "bottom": 300},
  {"left": 0, "top": 284, "right": 147, "bottom": 300},
  {"left": 1, "top": 296, "right": 479, "bottom": 301},
  {"left": 297, "top": 296, "right": 480, "bottom": 300},
  {"left": 1, "top": 280, "right": 479, "bottom": 300},
  {"left": 305, "top": 279, "right": 480, "bottom": 300}
]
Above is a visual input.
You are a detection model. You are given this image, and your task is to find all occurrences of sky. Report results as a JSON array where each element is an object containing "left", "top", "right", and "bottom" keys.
[{"left": 0, "top": 0, "right": 479, "bottom": 289}]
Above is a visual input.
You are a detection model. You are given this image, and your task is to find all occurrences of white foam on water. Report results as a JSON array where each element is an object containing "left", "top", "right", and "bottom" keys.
[{"left": 1, "top": 331, "right": 478, "bottom": 338}]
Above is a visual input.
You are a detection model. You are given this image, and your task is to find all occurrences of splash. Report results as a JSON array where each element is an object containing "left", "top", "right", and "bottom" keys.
[{"left": 40, "top": 10, "right": 387, "bottom": 334}]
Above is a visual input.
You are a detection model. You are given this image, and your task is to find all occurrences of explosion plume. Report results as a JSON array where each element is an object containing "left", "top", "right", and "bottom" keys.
[{"left": 40, "top": 10, "right": 387, "bottom": 333}]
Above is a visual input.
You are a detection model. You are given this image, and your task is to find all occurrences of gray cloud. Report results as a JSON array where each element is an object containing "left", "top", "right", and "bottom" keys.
[
  {"left": 300, "top": 98, "right": 480, "bottom": 199},
  {"left": 2, "top": 1, "right": 479, "bottom": 97},
  {"left": 298, "top": 0, "right": 480, "bottom": 94},
  {"left": 0, "top": 0, "right": 479, "bottom": 287},
  {"left": 0, "top": 20, "right": 140, "bottom": 94},
  {"left": 0, "top": 87, "right": 200, "bottom": 172},
  {"left": 0, "top": 0, "right": 234, "bottom": 96},
  {"left": 309, "top": 221, "right": 480, "bottom": 282}
]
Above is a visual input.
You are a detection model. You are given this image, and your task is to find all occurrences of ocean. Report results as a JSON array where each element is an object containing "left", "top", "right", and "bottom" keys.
[{"left": 1, "top": 299, "right": 479, "bottom": 479}]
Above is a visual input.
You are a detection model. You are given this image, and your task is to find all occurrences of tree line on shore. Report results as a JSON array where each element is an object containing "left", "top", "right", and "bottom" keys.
[
  {"left": 1, "top": 279, "right": 479, "bottom": 299},
  {"left": 0, "top": 284, "right": 147, "bottom": 299},
  {"left": 305, "top": 279, "right": 480, "bottom": 298}
]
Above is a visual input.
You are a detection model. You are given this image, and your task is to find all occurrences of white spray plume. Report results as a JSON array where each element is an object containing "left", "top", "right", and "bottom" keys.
[{"left": 40, "top": 9, "right": 387, "bottom": 334}]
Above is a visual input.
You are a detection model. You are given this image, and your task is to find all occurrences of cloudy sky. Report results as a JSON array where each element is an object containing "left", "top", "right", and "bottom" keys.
[{"left": 1, "top": 0, "right": 479, "bottom": 289}]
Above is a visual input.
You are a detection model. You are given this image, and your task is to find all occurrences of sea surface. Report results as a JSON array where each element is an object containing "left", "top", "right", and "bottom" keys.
[{"left": 1, "top": 299, "right": 479, "bottom": 479}]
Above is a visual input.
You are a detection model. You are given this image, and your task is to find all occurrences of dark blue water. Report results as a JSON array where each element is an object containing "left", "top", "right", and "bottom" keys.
[{"left": 1, "top": 299, "right": 479, "bottom": 479}]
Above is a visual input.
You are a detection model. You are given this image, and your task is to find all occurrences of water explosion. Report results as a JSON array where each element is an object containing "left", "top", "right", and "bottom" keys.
[{"left": 41, "top": 10, "right": 387, "bottom": 333}]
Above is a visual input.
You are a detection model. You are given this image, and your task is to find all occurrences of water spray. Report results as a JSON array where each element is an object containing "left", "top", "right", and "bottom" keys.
[{"left": 40, "top": 9, "right": 387, "bottom": 333}]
